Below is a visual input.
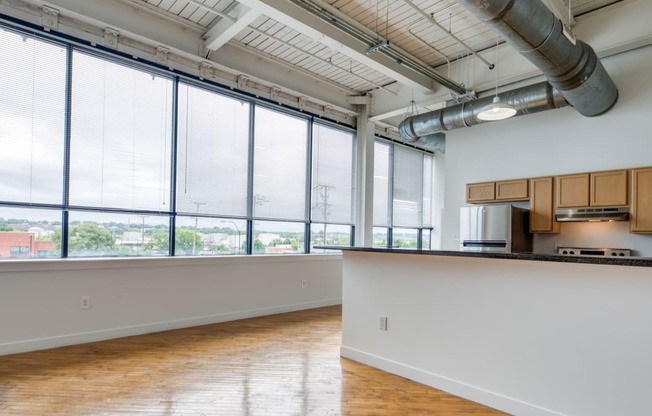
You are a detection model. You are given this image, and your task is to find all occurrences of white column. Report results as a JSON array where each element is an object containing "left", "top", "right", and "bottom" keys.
[
  {"left": 431, "top": 151, "right": 445, "bottom": 250},
  {"left": 354, "top": 95, "right": 375, "bottom": 247}
]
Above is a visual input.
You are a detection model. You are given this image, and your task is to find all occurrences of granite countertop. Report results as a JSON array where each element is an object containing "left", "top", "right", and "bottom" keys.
[{"left": 318, "top": 246, "right": 652, "bottom": 268}]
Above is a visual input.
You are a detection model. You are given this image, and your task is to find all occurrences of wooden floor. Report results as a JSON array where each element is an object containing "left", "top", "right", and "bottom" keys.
[{"left": 0, "top": 306, "right": 505, "bottom": 415}]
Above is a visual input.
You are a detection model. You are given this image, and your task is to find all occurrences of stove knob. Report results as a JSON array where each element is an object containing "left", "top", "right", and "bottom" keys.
[
  {"left": 569, "top": 250, "right": 575, "bottom": 255},
  {"left": 611, "top": 252, "right": 617, "bottom": 256},
  {"left": 619, "top": 252, "right": 625, "bottom": 256},
  {"left": 562, "top": 250, "right": 568, "bottom": 254}
]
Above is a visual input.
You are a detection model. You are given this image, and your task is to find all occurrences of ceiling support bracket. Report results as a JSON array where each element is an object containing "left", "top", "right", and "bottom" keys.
[
  {"left": 199, "top": 61, "right": 212, "bottom": 80},
  {"left": 237, "top": 75, "right": 249, "bottom": 90},
  {"left": 41, "top": 5, "right": 59, "bottom": 31},
  {"left": 103, "top": 27, "right": 119, "bottom": 49},
  {"left": 270, "top": 86, "right": 281, "bottom": 102},
  {"left": 298, "top": 96, "right": 309, "bottom": 112},
  {"left": 155, "top": 46, "right": 170, "bottom": 66}
]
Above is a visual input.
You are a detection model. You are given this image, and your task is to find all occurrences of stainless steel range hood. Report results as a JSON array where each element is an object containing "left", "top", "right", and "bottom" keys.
[{"left": 555, "top": 207, "right": 629, "bottom": 222}]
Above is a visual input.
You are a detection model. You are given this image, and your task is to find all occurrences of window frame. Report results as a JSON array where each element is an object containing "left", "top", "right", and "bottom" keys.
[
  {"left": 0, "top": 22, "right": 357, "bottom": 260},
  {"left": 373, "top": 137, "right": 434, "bottom": 250}
]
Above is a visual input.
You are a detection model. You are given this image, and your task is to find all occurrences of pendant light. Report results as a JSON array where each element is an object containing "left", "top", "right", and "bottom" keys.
[{"left": 477, "top": 37, "right": 516, "bottom": 121}]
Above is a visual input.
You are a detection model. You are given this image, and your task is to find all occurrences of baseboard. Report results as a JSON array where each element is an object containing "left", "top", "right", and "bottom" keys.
[
  {"left": 0, "top": 298, "right": 341, "bottom": 356},
  {"left": 340, "top": 346, "right": 565, "bottom": 416}
]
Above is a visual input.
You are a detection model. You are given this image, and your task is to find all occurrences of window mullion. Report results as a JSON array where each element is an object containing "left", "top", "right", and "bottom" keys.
[
  {"left": 388, "top": 143, "right": 395, "bottom": 247},
  {"left": 169, "top": 76, "right": 180, "bottom": 256},
  {"left": 305, "top": 118, "right": 313, "bottom": 253},
  {"left": 61, "top": 44, "right": 74, "bottom": 258},
  {"left": 246, "top": 104, "right": 256, "bottom": 255}
]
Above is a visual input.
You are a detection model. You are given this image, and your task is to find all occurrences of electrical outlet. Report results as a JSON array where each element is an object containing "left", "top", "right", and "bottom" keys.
[
  {"left": 80, "top": 296, "right": 91, "bottom": 310},
  {"left": 379, "top": 316, "right": 388, "bottom": 331},
  {"left": 301, "top": 279, "right": 307, "bottom": 288}
]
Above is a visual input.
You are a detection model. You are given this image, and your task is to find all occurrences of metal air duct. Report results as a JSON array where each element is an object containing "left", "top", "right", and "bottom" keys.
[
  {"left": 400, "top": 81, "right": 568, "bottom": 145},
  {"left": 399, "top": 0, "right": 618, "bottom": 149},
  {"left": 458, "top": 0, "right": 618, "bottom": 116}
]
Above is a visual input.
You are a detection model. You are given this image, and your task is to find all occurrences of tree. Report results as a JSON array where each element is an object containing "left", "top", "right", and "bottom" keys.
[
  {"left": 269, "top": 238, "right": 282, "bottom": 247},
  {"left": 147, "top": 229, "right": 203, "bottom": 255},
  {"left": 253, "top": 239, "right": 265, "bottom": 254},
  {"left": 61, "top": 223, "right": 115, "bottom": 255},
  {"left": 145, "top": 232, "right": 168, "bottom": 254},
  {"left": 176, "top": 229, "right": 203, "bottom": 255},
  {"left": 0, "top": 225, "right": 14, "bottom": 231}
]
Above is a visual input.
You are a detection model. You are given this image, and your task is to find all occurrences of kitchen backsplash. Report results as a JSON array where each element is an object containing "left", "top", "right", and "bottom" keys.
[{"left": 534, "top": 221, "right": 652, "bottom": 258}]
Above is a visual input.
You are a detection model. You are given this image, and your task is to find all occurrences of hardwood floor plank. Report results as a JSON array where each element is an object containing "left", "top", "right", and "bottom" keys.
[{"left": 0, "top": 306, "right": 506, "bottom": 415}]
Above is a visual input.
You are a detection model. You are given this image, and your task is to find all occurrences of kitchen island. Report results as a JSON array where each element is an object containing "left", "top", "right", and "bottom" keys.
[{"left": 334, "top": 247, "right": 652, "bottom": 416}]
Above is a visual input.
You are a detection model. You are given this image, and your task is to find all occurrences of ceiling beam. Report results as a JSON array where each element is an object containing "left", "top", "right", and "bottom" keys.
[
  {"left": 203, "top": 4, "right": 260, "bottom": 51},
  {"left": 234, "top": 0, "right": 440, "bottom": 94}
]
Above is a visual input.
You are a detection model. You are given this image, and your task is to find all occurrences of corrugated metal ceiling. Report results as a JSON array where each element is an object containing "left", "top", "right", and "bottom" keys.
[{"left": 139, "top": 0, "right": 622, "bottom": 95}]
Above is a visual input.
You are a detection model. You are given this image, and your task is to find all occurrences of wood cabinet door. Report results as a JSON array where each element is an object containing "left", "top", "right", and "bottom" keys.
[
  {"left": 590, "top": 170, "right": 628, "bottom": 207},
  {"left": 631, "top": 168, "right": 652, "bottom": 233},
  {"left": 466, "top": 182, "right": 495, "bottom": 203},
  {"left": 556, "top": 173, "right": 589, "bottom": 208},
  {"left": 496, "top": 179, "right": 529, "bottom": 201},
  {"left": 530, "top": 177, "right": 560, "bottom": 233}
]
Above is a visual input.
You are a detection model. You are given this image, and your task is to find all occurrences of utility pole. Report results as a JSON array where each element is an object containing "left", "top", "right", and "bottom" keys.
[
  {"left": 313, "top": 184, "right": 335, "bottom": 244},
  {"left": 191, "top": 200, "right": 206, "bottom": 255}
]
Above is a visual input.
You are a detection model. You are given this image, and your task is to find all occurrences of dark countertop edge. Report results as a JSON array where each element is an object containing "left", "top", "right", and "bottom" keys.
[{"left": 316, "top": 246, "right": 652, "bottom": 268}]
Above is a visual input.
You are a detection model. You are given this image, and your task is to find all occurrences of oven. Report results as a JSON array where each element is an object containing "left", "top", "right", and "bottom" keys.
[{"left": 557, "top": 247, "right": 631, "bottom": 257}]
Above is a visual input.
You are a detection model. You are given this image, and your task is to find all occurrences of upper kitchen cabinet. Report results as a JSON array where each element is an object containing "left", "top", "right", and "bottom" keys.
[
  {"left": 556, "top": 170, "right": 628, "bottom": 208},
  {"left": 590, "top": 170, "right": 628, "bottom": 207},
  {"left": 556, "top": 173, "right": 589, "bottom": 208},
  {"left": 466, "top": 182, "right": 495, "bottom": 203},
  {"left": 631, "top": 167, "right": 652, "bottom": 233},
  {"left": 466, "top": 179, "right": 528, "bottom": 203},
  {"left": 496, "top": 179, "right": 529, "bottom": 201},
  {"left": 530, "top": 177, "right": 560, "bottom": 233}
]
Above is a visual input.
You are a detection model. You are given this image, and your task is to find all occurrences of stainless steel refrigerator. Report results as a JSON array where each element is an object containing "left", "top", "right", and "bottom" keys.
[{"left": 459, "top": 204, "right": 532, "bottom": 253}]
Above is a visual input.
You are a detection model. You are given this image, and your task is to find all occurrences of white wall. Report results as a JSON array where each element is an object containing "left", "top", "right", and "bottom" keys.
[
  {"left": 0, "top": 254, "right": 342, "bottom": 356},
  {"left": 341, "top": 251, "right": 652, "bottom": 416},
  {"left": 442, "top": 44, "right": 652, "bottom": 255}
]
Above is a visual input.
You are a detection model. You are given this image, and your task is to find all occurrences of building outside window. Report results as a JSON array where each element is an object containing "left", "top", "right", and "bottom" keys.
[{"left": 9, "top": 246, "right": 29, "bottom": 257}]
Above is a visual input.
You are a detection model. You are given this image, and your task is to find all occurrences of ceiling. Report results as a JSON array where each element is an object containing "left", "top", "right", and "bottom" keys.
[
  {"left": 0, "top": 0, "right": 628, "bottom": 135},
  {"left": 142, "top": 0, "right": 619, "bottom": 90},
  {"left": 129, "top": 0, "right": 622, "bottom": 128}
]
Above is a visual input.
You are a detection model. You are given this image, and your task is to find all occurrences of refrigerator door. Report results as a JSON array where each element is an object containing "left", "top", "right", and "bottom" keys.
[{"left": 460, "top": 205, "right": 512, "bottom": 249}]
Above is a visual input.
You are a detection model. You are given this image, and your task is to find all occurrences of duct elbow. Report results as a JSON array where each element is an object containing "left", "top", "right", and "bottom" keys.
[
  {"left": 559, "top": 54, "right": 619, "bottom": 117},
  {"left": 458, "top": 0, "right": 618, "bottom": 119},
  {"left": 398, "top": 117, "right": 421, "bottom": 142},
  {"left": 414, "top": 133, "right": 446, "bottom": 153}
]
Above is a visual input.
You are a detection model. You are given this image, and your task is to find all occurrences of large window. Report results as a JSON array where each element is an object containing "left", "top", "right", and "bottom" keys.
[
  {"left": 0, "top": 25, "right": 356, "bottom": 260},
  {"left": 373, "top": 139, "right": 434, "bottom": 249},
  {"left": 0, "top": 207, "right": 61, "bottom": 260},
  {"left": 373, "top": 141, "right": 391, "bottom": 227},
  {"left": 310, "top": 123, "right": 355, "bottom": 250},
  {"left": 0, "top": 28, "right": 66, "bottom": 205},
  {"left": 176, "top": 84, "right": 250, "bottom": 217},
  {"left": 253, "top": 221, "right": 305, "bottom": 254},
  {"left": 69, "top": 52, "right": 173, "bottom": 211},
  {"left": 67, "top": 211, "right": 170, "bottom": 258},
  {"left": 175, "top": 216, "right": 246, "bottom": 256},
  {"left": 253, "top": 106, "right": 308, "bottom": 221},
  {"left": 311, "top": 123, "right": 354, "bottom": 224}
]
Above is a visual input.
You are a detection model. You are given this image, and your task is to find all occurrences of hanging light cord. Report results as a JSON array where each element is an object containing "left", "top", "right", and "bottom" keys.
[{"left": 494, "top": 35, "right": 499, "bottom": 98}]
